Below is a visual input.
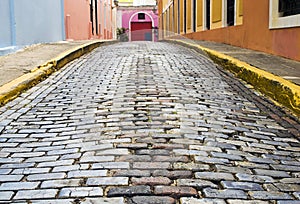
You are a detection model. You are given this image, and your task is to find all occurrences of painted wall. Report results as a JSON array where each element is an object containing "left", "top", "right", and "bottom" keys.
[
  {"left": 98, "top": 0, "right": 113, "bottom": 39},
  {"left": 14, "top": 0, "right": 64, "bottom": 45},
  {"left": 0, "top": 0, "right": 64, "bottom": 48},
  {"left": 0, "top": 0, "right": 12, "bottom": 47},
  {"left": 185, "top": 0, "right": 300, "bottom": 61},
  {"left": 121, "top": 9, "right": 158, "bottom": 29},
  {"left": 64, "top": 0, "right": 90, "bottom": 40},
  {"left": 160, "top": 0, "right": 300, "bottom": 61}
]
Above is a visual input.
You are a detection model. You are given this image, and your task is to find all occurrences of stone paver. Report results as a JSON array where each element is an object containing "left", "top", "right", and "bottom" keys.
[{"left": 0, "top": 42, "right": 299, "bottom": 203}]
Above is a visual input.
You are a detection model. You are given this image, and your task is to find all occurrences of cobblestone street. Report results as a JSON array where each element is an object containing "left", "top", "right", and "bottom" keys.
[{"left": 0, "top": 42, "right": 299, "bottom": 203}]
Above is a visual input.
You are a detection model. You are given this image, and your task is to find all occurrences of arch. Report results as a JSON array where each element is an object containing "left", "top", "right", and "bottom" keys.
[
  {"left": 128, "top": 11, "right": 156, "bottom": 41},
  {"left": 128, "top": 11, "right": 155, "bottom": 28}
]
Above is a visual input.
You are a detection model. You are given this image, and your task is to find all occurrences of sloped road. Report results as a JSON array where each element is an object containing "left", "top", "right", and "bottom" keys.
[{"left": 0, "top": 42, "right": 299, "bottom": 203}]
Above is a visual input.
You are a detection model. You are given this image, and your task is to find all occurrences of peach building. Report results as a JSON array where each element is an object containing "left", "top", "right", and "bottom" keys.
[
  {"left": 64, "top": 0, "right": 115, "bottom": 40},
  {"left": 158, "top": 0, "right": 300, "bottom": 61}
]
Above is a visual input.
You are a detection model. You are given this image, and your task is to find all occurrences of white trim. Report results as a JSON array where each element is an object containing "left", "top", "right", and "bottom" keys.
[
  {"left": 269, "top": 0, "right": 300, "bottom": 29},
  {"left": 222, "top": 0, "right": 226, "bottom": 27},
  {"left": 128, "top": 11, "right": 155, "bottom": 28},
  {"left": 163, "top": 1, "right": 173, "bottom": 13},
  {"left": 234, "top": 0, "right": 237, "bottom": 26}
]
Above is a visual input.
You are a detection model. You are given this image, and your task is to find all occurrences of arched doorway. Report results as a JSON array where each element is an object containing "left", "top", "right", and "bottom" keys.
[{"left": 129, "top": 12, "right": 155, "bottom": 41}]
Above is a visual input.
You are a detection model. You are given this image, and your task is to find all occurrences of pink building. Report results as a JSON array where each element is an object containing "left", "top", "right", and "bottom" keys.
[
  {"left": 118, "top": 7, "right": 158, "bottom": 41},
  {"left": 64, "top": 0, "right": 114, "bottom": 40}
]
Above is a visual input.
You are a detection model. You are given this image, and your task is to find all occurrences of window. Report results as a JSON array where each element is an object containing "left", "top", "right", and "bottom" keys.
[
  {"left": 279, "top": 0, "right": 300, "bottom": 17},
  {"left": 193, "top": 0, "right": 196, "bottom": 31},
  {"left": 184, "top": 0, "right": 187, "bottom": 33},
  {"left": 138, "top": 13, "right": 145, "bottom": 20},
  {"left": 269, "top": 0, "right": 300, "bottom": 29},
  {"left": 206, "top": 0, "right": 211, "bottom": 30},
  {"left": 95, "top": 0, "right": 98, "bottom": 35},
  {"left": 90, "top": 0, "right": 94, "bottom": 34},
  {"left": 227, "top": 0, "right": 235, "bottom": 26}
]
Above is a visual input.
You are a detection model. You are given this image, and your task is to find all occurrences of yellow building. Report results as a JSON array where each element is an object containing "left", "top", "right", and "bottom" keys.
[
  {"left": 158, "top": 0, "right": 300, "bottom": 61},
  {"left": 118, "top": 0, "right": 134, "bottom": 6},
  {"left": 158, "top": 0, "right": 243, "bottom": 36}
]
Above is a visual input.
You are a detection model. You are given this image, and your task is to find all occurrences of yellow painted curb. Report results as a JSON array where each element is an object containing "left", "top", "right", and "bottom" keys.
[
  {"left": 170, "top": 39, "right": 300, "bottom": 117},
  {"left": 0, "top": 40, "right": 116, "bottom": 106}
]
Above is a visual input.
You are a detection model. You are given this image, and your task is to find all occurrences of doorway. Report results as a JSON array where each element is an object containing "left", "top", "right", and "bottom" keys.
[{"left": 131, "top": 22, "right": 153, "bottom": 41}]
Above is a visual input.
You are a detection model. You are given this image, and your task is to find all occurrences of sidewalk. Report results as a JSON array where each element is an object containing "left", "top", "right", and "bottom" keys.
[
  {"left": 169, "top": 39, "right": 300, "bottom": 117},
  {"left": 0, "top": 40, "right": 112, "bottom": 106},
  {"left": 0, "top": 40, "right": 100, "bottom": 87},
  {"left": 195, "top": 40, "right": 300, "bottom": 85}
]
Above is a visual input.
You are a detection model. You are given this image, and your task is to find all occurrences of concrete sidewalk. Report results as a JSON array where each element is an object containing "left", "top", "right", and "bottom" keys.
[
  {"left": 0, "top": 40, "right": 104, "bottom": 87},
  {"left": 169, "top": 39, "right": 300, "bottom": 117},
  {"left": 0, "top": 40, "right": 112, "bottom": 106},
  {"left": 195, "top": 41, "right": 300, "bottom": 86}
]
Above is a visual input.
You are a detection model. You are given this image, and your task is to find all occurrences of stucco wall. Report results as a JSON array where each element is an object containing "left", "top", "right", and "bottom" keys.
[
  {"left": 0, "top": 0, "right": 64, "bottom": 48},
  {"left": 121, "top": 9, "right": 158, "bottom": 29},
  {"left": 185, "top": 0, "right": 300, "bottom": 61},
  {"left": 0, "top": 0, "right": 12, "bottom": 47},
  {"left": 14, "top": 0, "right": 64, "bottom": 45},
  {"left": 64, "top": 0, "right": 90, "bottom": 40}
]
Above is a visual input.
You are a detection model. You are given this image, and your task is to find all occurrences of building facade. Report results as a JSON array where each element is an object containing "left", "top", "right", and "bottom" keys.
[
  {"left": 0, "top": 0, "right": 64, "bottom": 49},
  {"left": 0, "top": 0, "right": 115, "bottom": 53},
  {"left": 158, "top": 0, "right": 300, "bottom": 61},
  {"left": 117, "top": 0, "right": 158, "bottom": 41},
  {"left": 65, "top": 0, "right": 115, "bottom": 40}
]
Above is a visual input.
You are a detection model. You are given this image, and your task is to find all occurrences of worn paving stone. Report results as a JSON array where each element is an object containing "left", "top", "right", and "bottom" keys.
[
  {"left": 41, "top": 179, "right": 81, "bottom": 188},
  {"left": 107, "top": 185, "right": 151, "bottom": 197},
  {"left": 152, "top": 170, "right": 193, "bottom": 179},
  {"left": 30, "top": 200, "right": 73, "bottom": 204},
  {"left": 27, "top": 173, "right": 66, "bottom": 181},
  {"left": 131, "top": 177, "right": 172, "bottom": 186},
  {"left": 227, "top": 200, "right": 269, "bottom": 204},
  {"left": 220, "top": 181, "right": 263, "bottom": 191},
  {"left": 235, "top": 173, "right": 275, "bottom": 183},
  {"left": 67, "top": 170, "right": 107, "bottom": 178},
  {"left": 203, "top": 188, "right": 248, "bottom": 199},
  {"left": 59, "top": 187, "right": 103, "bottom": 197},
  {"left": 195, "top": 172, "right": 235, "bottom": 181},
  {"left": 177, "top": 179, "right": 218, "bottom": 189},
  {"left": 0, "top": 191, "right": 14, "bottom": 201},
  {"left": 113, "top": 170, "right": 151, "bottom": 177},
  {"left": 0, "top": 181, "right": 40, "bottom": 190},
  {"left": 14, "top": 189, "right": 58, "bottom": 199},
  {"left": 274, "top": 183, "right": 300, "bottom": 192},
  {"left": 253, "top": 169, "right": 291, "bottom": 178},
  {"left": 0, "top": 42, "right": 299, "bottom": 202},
  {"left": 76, "top": 197, "right": 125, "bottom": 204},
  {"left": 173, "top": 163, "right": 210, "bottom": 171},
  {"left": 129, "top": 196, "right": 176, "bottom": 204},
  {"left": 86, "top": 177, "right": 129, "bottom": 186},
  {"left": 180, "top": 197, "right": 226, "bottom": 204},
  {"left": 133, "top": 162, "right": 171, "bottom": 169},
  {"left": 154, "top": 186, "right": 198, "bottom": 197},
  {"left": 249, "top": 191, "right": 293, "bottom": 200},
  {"left": 276, "top": 201, "right": 300, "bottom": 204}
]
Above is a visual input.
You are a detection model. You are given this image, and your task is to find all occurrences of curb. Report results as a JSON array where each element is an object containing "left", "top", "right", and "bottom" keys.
[
  {"left": 169, "top": 39, "right": 300, "bottom": 117},
  {"left": 0, "top": 40, "right": 115, "bottom": 107}
]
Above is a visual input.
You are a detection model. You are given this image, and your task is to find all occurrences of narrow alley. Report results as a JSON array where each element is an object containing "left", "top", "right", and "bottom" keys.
[{"left": 0, "top": 42, "right": 299, "bottom": 203}]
